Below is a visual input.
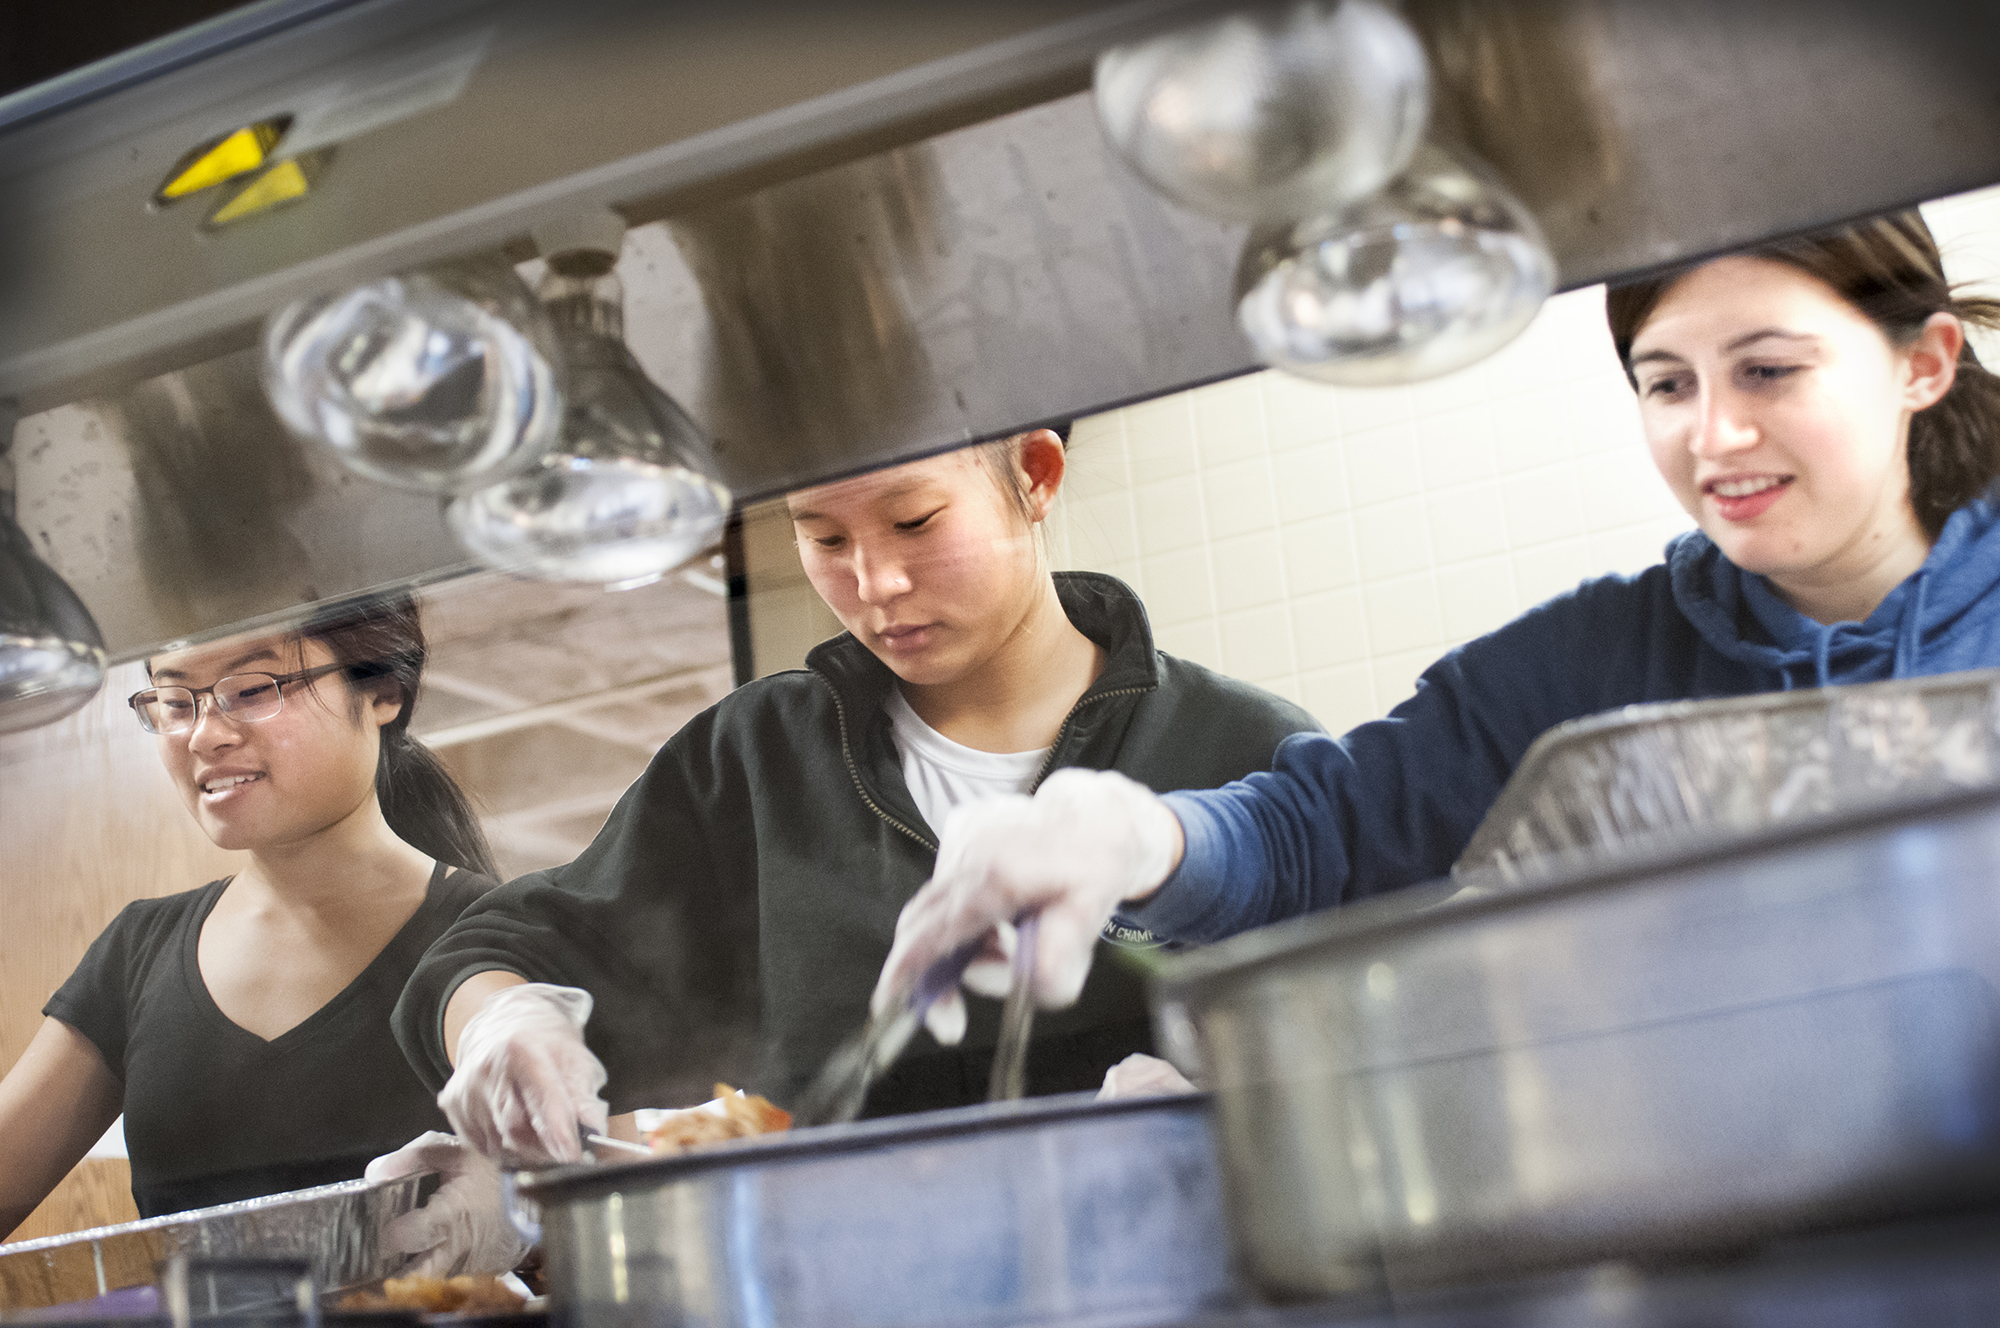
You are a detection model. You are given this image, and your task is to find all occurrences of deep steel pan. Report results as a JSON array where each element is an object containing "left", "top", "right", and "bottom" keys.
[
  {"left": 517, "top": 1093, "right": 1237, "bottom": 1328},
  {"left": 1154, "top": 787, "right": 2000, "bottom": 1299}
]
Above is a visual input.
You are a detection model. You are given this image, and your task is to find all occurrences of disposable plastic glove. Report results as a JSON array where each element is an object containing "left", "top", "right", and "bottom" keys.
[
  {"left": 1097, "top": 1053, "right": 1197, "bottom": 1100},
  {"left": 873, "top": 768, "right": 1183, "bottom": 1044},
  {"left": 366, "top": 1132, "right": 533, "bottom": 1277},
  {"left": 439, "top": 983, "right": 609, "bottom": 1167}
]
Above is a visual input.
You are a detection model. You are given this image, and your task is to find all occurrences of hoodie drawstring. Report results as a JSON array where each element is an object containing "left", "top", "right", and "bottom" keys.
[
  {"left": 1893, "top": 569, "right": 1930, "bottom": 679},
  {"left": 1801, "top": 566, "right": 1930, "bottom": 686},
  {"left": 1812, "top": 625, "right": 1835, "bottom": 689}
]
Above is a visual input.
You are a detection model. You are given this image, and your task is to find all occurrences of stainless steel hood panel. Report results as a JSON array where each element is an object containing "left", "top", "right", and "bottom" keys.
[
  {"left": 652, "top": 97, "right": 1247, "bottom": 499},
  {"left": 6, "top": 0, "right": 2000, "bottom": 659},
  {"left": 0, "top": 0, "right": 1236, "bottom": 413},
  {"left": 3, "top": 0, "right": 1996, "bottom": 418},
  {"left": 1415, "top": 0, "right": 2000, "bottom": 276},
  {"left": 10, "top": 349, "right": 477, "bottom": 658}
]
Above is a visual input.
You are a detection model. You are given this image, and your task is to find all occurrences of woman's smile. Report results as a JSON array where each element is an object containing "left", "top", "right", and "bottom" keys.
[
  {"left": 1701, "top": 472, "right": 1794, "bottom": 522},
  {"left": 196, "top": 765, "right": 268, "bottom": 805}
]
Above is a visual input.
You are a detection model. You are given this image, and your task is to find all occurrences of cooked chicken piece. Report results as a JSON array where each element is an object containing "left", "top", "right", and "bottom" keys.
[
  {"left": 340, "top": 1273, "right": 525, "bottom": 1314},
  {"left": 645, "top": 1083, "right": 791, "bottom": 1154}
]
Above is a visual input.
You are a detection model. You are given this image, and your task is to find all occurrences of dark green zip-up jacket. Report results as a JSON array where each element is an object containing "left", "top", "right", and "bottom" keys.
[{"left": 394, "top": 572, "right": 1320, "bottom": 1114}]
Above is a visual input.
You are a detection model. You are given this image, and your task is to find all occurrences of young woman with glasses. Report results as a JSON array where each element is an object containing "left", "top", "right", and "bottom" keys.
[{"left": 0, "top": 593, "right": 497, "bottom": 1234}]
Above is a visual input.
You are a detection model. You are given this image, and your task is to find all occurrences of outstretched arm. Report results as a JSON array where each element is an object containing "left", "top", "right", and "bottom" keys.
[
  {"left": 395, "top": 710, "right": 760, "bottom": 1114},
  {"left": 0, "top": 1018, "right": 122, "bottom": 1238},
  {"left": 873, "top": 574, "right": 1651, "bottom": 1015}
]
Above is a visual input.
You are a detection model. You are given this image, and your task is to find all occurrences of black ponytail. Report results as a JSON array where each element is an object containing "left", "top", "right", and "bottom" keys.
[{"left": 298, "top": 592, "right": 499, "bottom": 879}]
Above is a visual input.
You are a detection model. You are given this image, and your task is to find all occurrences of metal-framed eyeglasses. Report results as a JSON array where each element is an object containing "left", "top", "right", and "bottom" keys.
[{"left": 127, "top": 661, "right": 367, "bottom": 736}]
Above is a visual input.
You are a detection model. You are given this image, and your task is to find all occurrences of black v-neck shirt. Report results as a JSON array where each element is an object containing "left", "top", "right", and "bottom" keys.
[{"left": 45, "top": 863, "right": 492, "bottom": 1218}]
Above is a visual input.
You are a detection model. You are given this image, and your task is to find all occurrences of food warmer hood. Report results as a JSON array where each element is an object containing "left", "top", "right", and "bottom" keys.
[{"left": 3, "top": 0, "right": 1999, "bottom": 660}]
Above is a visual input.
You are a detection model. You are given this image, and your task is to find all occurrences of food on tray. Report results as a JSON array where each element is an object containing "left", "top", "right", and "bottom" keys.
[
  {"left": 339, "top": 1273, "right": 526, "bottom": 1315},
  {"left": 645, "top": 1083, "right": 792, "bottom": 1154}
]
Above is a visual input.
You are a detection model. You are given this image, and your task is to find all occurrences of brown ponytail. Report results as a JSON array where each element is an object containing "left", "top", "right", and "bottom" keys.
[
  {"left": 1606, "top": 211, "right": 2000, "bottom": 541},
  {"left": 297, "top": 592, "right": 498, "bottom": 878}
]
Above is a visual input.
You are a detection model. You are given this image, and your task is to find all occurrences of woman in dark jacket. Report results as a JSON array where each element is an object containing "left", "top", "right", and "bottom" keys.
[{"left": 392, "top": 427, "right": 1320, "bottom": 1166}]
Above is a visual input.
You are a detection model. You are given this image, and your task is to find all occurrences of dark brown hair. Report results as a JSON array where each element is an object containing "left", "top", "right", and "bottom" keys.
[
  {"left": 297, "top": 592, "right": 498, "bottom": 878},
  {"left": 1605, "top": 211, "right": 2000, "bottom": 540}
]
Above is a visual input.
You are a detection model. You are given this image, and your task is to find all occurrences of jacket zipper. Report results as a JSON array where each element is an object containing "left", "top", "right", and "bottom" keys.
[
  {"left": 827, "top": 683, "right": 936, "bottom": 851},
  {"left": 1032, "top": 685, "right": 1155, "bottom": 945},
  {"left": 1028, "top": 686, "right": 1151, "bottom": 792}
]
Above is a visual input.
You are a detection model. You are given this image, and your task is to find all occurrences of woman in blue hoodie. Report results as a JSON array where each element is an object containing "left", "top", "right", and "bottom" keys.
[{"left": 874, "top": 209, "right": 2000, "bottom": 1026}]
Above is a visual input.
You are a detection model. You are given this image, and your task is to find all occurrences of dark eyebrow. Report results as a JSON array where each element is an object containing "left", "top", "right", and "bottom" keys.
[
  {"left": 150, "top": 647, "right": 281, "bottom": 683},
  {"left": 1630, "top": 328, "right": 1819, "bottom": 371},
  {"left": 1724, "top": 328, "right": 1818, "bottom": 353}
]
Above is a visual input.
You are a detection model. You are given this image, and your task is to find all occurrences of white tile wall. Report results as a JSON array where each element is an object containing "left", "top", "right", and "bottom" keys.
[
  {"left": 1928, "top": 184, "right": 2000, "bottom": 362},
  {"left": 1044, "top": 183, "right": 2000, "bottom": 736},
  {"left": 1045, "top": 285, "right": 1691, "bottom": 733}
]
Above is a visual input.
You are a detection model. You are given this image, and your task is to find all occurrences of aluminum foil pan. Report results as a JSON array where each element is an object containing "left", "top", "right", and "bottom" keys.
[
  {"left": 1456, "top": 668, "right": 2000, "bottom": 883},
  {"left": 0, "top": 1177, "right": 423, "bottom": 1312},
  {"left": 518, "top": 1093, "right": 1237, "bottom": 1328}
]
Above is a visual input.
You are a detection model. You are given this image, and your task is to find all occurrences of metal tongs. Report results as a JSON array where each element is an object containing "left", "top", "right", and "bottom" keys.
[{"left": 795, "top": 912, "right": 1041, "bottom": 1126}]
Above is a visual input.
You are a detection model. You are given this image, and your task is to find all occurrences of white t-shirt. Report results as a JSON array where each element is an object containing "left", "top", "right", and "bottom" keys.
[{"left": 884, "top": 689, "right": 1051, "bottom": 831}]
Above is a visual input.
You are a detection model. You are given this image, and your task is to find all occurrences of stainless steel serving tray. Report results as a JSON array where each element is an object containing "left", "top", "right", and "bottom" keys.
[
  {"left": 1156, "top": 786, "right": 2000, "bottom": 1299},
  {"left": 0, "top": 1177, "right": 423, "bottom": 1312},
  {"left": 517, "top": 1093, "right": 1238, "bottom": 1328},
  {"left": 1455, "top": 669, "right": 2000, "bottom": 882}
]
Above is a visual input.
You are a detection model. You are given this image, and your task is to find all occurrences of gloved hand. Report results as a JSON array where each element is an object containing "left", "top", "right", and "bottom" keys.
[
  {"left": 1096, "top": 1053, "right": 1197, "bottom": 1100},
  {"left": 366, "top": 1132, "right": 533, "bottom": 1277},
  {"left": 873, "top": 768, "right": 1184, "bottom": 1044},
  {"left": 438, "top": 983, "right": 609, "bottom": 1167}
]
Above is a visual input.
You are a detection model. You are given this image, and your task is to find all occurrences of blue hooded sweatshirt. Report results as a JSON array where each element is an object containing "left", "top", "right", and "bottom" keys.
[{"left": 1124, "top": 498, "right": 2000, "bottom": 944}]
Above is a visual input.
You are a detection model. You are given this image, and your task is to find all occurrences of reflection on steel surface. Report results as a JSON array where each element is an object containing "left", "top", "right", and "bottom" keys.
[
  {"left": 1458, "top": 670, "right": 2000, "bottom": 882},
  {"left": 520, "top": 1093, "right": 1236, "bottom": 1328},
  {"left": 9, "top": 352, "right": 476, "bottom": 660},
  {"left": 0, "top": 1176, "right": 423, "bottom": 1311},
  {"left": 7, "top": 2, "right": 2000, "bottom": 659},
  {"left": 1159, "top": 790, "right": 2000, "bottom": 1297}
]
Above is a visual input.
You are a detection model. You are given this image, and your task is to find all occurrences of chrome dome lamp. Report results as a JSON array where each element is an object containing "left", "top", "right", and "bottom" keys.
[{"left": 0, "top": 422, "right": 106, "bottom": 734}]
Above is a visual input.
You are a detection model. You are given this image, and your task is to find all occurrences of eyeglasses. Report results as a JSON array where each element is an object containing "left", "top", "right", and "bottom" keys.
[{"left": 128, "top": 661, "right": 363, "bottom": 736}]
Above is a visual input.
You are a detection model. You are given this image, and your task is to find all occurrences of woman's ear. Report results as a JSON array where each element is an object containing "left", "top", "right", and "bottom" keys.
[
  {"left": 1904, "top": 311, "right": 1965, "bottom": 412},
  {"left": 365, "top": 678, "right": 407, "bottom": 731},
  {"left": 1017, "top": 428, "right": 1068, "bottom": 522}
]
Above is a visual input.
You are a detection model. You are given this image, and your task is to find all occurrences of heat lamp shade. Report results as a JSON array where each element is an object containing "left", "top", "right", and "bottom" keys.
[
  {"left": 0, "top": 514, "right": 106, "bottom": 734},
  {"left": 1235, "top": 145, "right": 1557, "bottom": 385},
  {"left": 447, "top": 310, "right": 731, "bottom": 588},
  {"left": 1093, "top": 0, "right": 1430, "bottom": 225},
  {"left": 262, "top": 258, "right": 565, "bottom": 495}
]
